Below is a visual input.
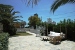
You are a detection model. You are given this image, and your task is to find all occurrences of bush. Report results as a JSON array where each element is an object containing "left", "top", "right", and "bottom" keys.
[
  {"left": 3, "top": 24, "right": 17, "bottom": 36},
  {"left": 0, "top": 33, "right": 9, "bottom": 50},
  {"left": 1, "top": 19, "right": 17, "bottom": 36},
  {"left": 8, "top": 25, "right": 17, "bottom": 36}
]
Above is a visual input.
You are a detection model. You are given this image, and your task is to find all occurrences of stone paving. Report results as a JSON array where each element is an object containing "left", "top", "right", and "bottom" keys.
[{"left": 8, "top": 31, "right": 75, "bottom": 50}]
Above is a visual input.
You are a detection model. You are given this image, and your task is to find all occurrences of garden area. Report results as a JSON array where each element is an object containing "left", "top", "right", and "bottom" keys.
[{"left": 0, "top": 0, "right": 75, "bottom": 50}]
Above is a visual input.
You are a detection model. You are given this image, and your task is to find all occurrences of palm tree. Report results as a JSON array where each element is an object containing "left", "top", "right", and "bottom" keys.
[
  {"left": 0, "top": 4, "right": 13, "bottom": 21},
  {"left": 51, "top": 0, "right": 75, "bottom": 13},
  {"left": 9, "top": 8, "right": 23, "bottom": 24},
  {"left": 0, "top": 4, "right": 22, "bottom": 25},
  {"left": 0, "top": 4, "right": 22, "bottom": 33}
]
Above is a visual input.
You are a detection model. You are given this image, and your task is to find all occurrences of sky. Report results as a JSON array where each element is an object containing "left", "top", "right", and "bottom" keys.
[{"left": 0, "top": 0, "right": 75, "bottom": 24}]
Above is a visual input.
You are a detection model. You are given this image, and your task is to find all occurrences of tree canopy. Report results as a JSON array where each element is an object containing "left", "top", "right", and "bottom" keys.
[
  {"left": 0, "top": 4, "right": 23, "bottom": 35},
  {"left": 28, "top": 13, "right": 41, "bottom": 29},
  {"left": 0, "top": 4, "right": 22, "bottom": 24}
]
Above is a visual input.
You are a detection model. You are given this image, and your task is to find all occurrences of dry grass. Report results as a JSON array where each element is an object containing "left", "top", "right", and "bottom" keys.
[{"left": 10, "top": 32, "right": 32, "bottom": 37}]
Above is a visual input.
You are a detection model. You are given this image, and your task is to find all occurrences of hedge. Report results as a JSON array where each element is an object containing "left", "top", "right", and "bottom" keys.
[{"left": 0, "top": 33, "right": 9, "bottom": 50}]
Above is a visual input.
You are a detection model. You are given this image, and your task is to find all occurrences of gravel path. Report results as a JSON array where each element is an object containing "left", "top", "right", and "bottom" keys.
[{"left": 8, "top": 31, "right": 75, "bottom": 50}]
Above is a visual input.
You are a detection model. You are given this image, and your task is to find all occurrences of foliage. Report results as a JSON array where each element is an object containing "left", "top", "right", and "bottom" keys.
[
  {"left": 24, "top": 0, "right": 40, "bottom": 7},
  {"left": 8, "top": 25, "right": 17, "bottom": 36},
  {"left": 0, "top": 4, "right": 22, "bottom": 25},
  {"left": 44, "top": 23, "right": 55, "bottom": 36},
  {"left": 1, "top": 19, "right": 17, "bottom": 36},
  {"left": 1, "top": 19, "right": 10, "bottom": 32},
  {"left": 28, "top": 13, "right": 41, "bottom": 29},
  {"left": 55, "top": 19, "right": 75, "bottom": 41},
  {"left": 41, "top": 21, "right": 47, "bottom": 27},
  {"left": 43, "top": 19, "right": 75, "bottom": 41},
  {"left": 51, "top": 0, "right": 75, "bottom": 13},
  {"left": 0, "top": 4, "right": 23, "bottom": 36},
  {"left": 0, "top": 33, "right": 9, "bottom": 50},
  {"left": 56, "top": 19, "right": 75, "bottom": 41},
  {"left": 24, "top": 0, "right": 75, "bottom": 13},
  {"left": 0, "top": 4, "right": 12, "bottom": 21}
]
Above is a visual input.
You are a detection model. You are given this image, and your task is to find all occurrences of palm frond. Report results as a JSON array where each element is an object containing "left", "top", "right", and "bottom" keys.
[
  {"left": 23, "top": 0, "right": 40, "bottom": 7},
  {"left": 13, "top": 19, "right": 20, "bottom": 21},
  {"left": 51, "top": 0, "right": 60, "bottom": 13},
  {"left": 12, "top": 16, "right": 23, "bottom": 19},
  {"left": 12, "top": 11, "right": 20, "bottom": 15},
  {"left": 10, "top": 8, "right": 14, "bottom": 13},
  {"left": 51, "top": 0, "right": 75, "bottom": 13},
  {"left": 69, "top": 0, "right": 75, "bottom": 3}
]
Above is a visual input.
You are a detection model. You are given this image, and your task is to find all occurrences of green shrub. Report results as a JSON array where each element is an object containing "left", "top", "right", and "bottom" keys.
[
  {"left": 0, "top": 33, "right": 9, "bottom": 50},
  {"left": 1, "top": 19, "right": 17, "bottom": 36},
  {"left": 8, "top": 25, "right": 17, "bottom": 36}
]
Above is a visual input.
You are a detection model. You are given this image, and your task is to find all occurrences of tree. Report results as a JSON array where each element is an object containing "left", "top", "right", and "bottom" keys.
[
  {"left": 28, "top": 13, "right": 41, "bottom": 29},
  {"left": 54, "top": 19, "right": 75, "bottom": 41},
  {"left": 0, "top": 4, "right": 22, "bottom": 35},
  {"left": 0, "top": 4, "right": 13, "bottom": 21},
  {"left": 51, "top": 0, "right": 75, "bottom": 13},
  {"left": 0, "top": 4, "right": 22, "bottom": 24},
  {"left": 41, "top": 21, "right": 47, "bottom": 27}
]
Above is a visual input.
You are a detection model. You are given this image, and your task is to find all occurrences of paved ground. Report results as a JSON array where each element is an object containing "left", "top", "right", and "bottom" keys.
[{"left": 8, "top": 31, "right": 75, "bottom": 50}]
